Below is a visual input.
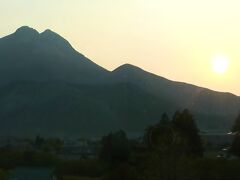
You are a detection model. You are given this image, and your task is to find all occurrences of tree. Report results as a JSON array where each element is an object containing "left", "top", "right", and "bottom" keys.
[
  {"left": 144, "top": 113, "right": 173, "bottom": 151},
  {"left": 100, "top": 130, "right": 131, "bottom": 164},
  {"left": 172, "top": 109, "right": 203, "bottom": 157},
  {"left": 145, "top": 110, "right": 203, "bottom": 156},
  {"left": 143, "top": 110, "right": 203, "bottom": 179},
  {"left": 160, "top": 113, "right": 170, "bottom": 125}
]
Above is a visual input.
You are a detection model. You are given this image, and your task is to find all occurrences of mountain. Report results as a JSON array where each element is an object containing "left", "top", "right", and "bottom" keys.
[
  {"left": 111, "top": 64, "right": 240, "bottom": 131},
  {"left": 0, "top": 26, "right": 239, "bottom": 137},
  {"left": 0, "top": 82, "right": 176, "bottom": 137},
  {"left": 0, "top": 26, "right": 108, "bottom": 85}
]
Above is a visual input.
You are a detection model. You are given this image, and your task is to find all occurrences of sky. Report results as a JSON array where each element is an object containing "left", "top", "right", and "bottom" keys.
[{"left": 0, "top": 0, "right": 240, "bottom": 95}]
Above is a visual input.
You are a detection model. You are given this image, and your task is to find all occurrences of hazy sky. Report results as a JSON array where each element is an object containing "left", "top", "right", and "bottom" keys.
[{"left": 0, "top": 0, "right": 240, "bottom": 95}]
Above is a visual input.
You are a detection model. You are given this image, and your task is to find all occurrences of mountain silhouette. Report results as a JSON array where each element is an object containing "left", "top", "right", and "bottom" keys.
[
  {"left": 111, "top": 64, "right": 240, "bottom": 132},
  {"left": 0, "top": 26, "right": 239, "bottom": 137},
  {"left": 0, "top": 26, "right": 108, "bottom": 85}
]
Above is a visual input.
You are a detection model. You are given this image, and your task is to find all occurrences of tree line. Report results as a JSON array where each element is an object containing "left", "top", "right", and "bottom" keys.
[{"left": 1, "top": 109, "right": 240, "bottom": 179}]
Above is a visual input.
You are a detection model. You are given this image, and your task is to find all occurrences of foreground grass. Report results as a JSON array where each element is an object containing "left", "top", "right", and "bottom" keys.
[{"left": 63, "top": 176, "right": 101, "bottom": 180}]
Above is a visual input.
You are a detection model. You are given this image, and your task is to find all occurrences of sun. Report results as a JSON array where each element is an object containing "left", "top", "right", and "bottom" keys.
[{"left": 212, "top": 55, "right": 229, "bottom": 74}]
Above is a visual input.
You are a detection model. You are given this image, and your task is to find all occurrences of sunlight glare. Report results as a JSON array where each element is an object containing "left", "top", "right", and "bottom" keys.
[{"left": 212, "top": 55, "right": 229, "bottom": 74}]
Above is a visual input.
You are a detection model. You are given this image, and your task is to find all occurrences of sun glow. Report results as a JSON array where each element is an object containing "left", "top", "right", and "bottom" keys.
[{"left": 212, "top": 55, "right": 229, "bottom": 74}]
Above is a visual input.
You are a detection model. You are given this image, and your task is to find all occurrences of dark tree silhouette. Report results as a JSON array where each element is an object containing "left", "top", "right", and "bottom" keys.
[
  {"left": 145, "top": 113, "right": 173, "bottom": 151},
  {"left": 172, "top": 109, "right": 203, "bottom": 156},
  {"left": 145, "top": 110, "right": 203, "bottom": 156},
  {"left": 100, "top": 130, "right": 131, "bottom": 164}
]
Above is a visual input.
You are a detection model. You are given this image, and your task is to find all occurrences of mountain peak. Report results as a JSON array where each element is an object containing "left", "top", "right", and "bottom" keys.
[
  {"left": 13, "top": 26, "right": 65, "bottom": 43},
  {"left": 41, "top": 29, "right": 58, "bottom": 36},
  {"left": 15, "top": 26, "right": 39, "bottom": 36},
  {"left": 39, "top": 28, "right": 74, "bottom": 51},
  {"left": 113, "top": 63, "right": 143, "bottom": 73}
]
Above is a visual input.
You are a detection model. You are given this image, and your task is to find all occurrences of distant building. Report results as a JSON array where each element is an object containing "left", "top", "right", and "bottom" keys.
[{"left": 8, "top": 167, "right": 57, "bottom": 180}]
